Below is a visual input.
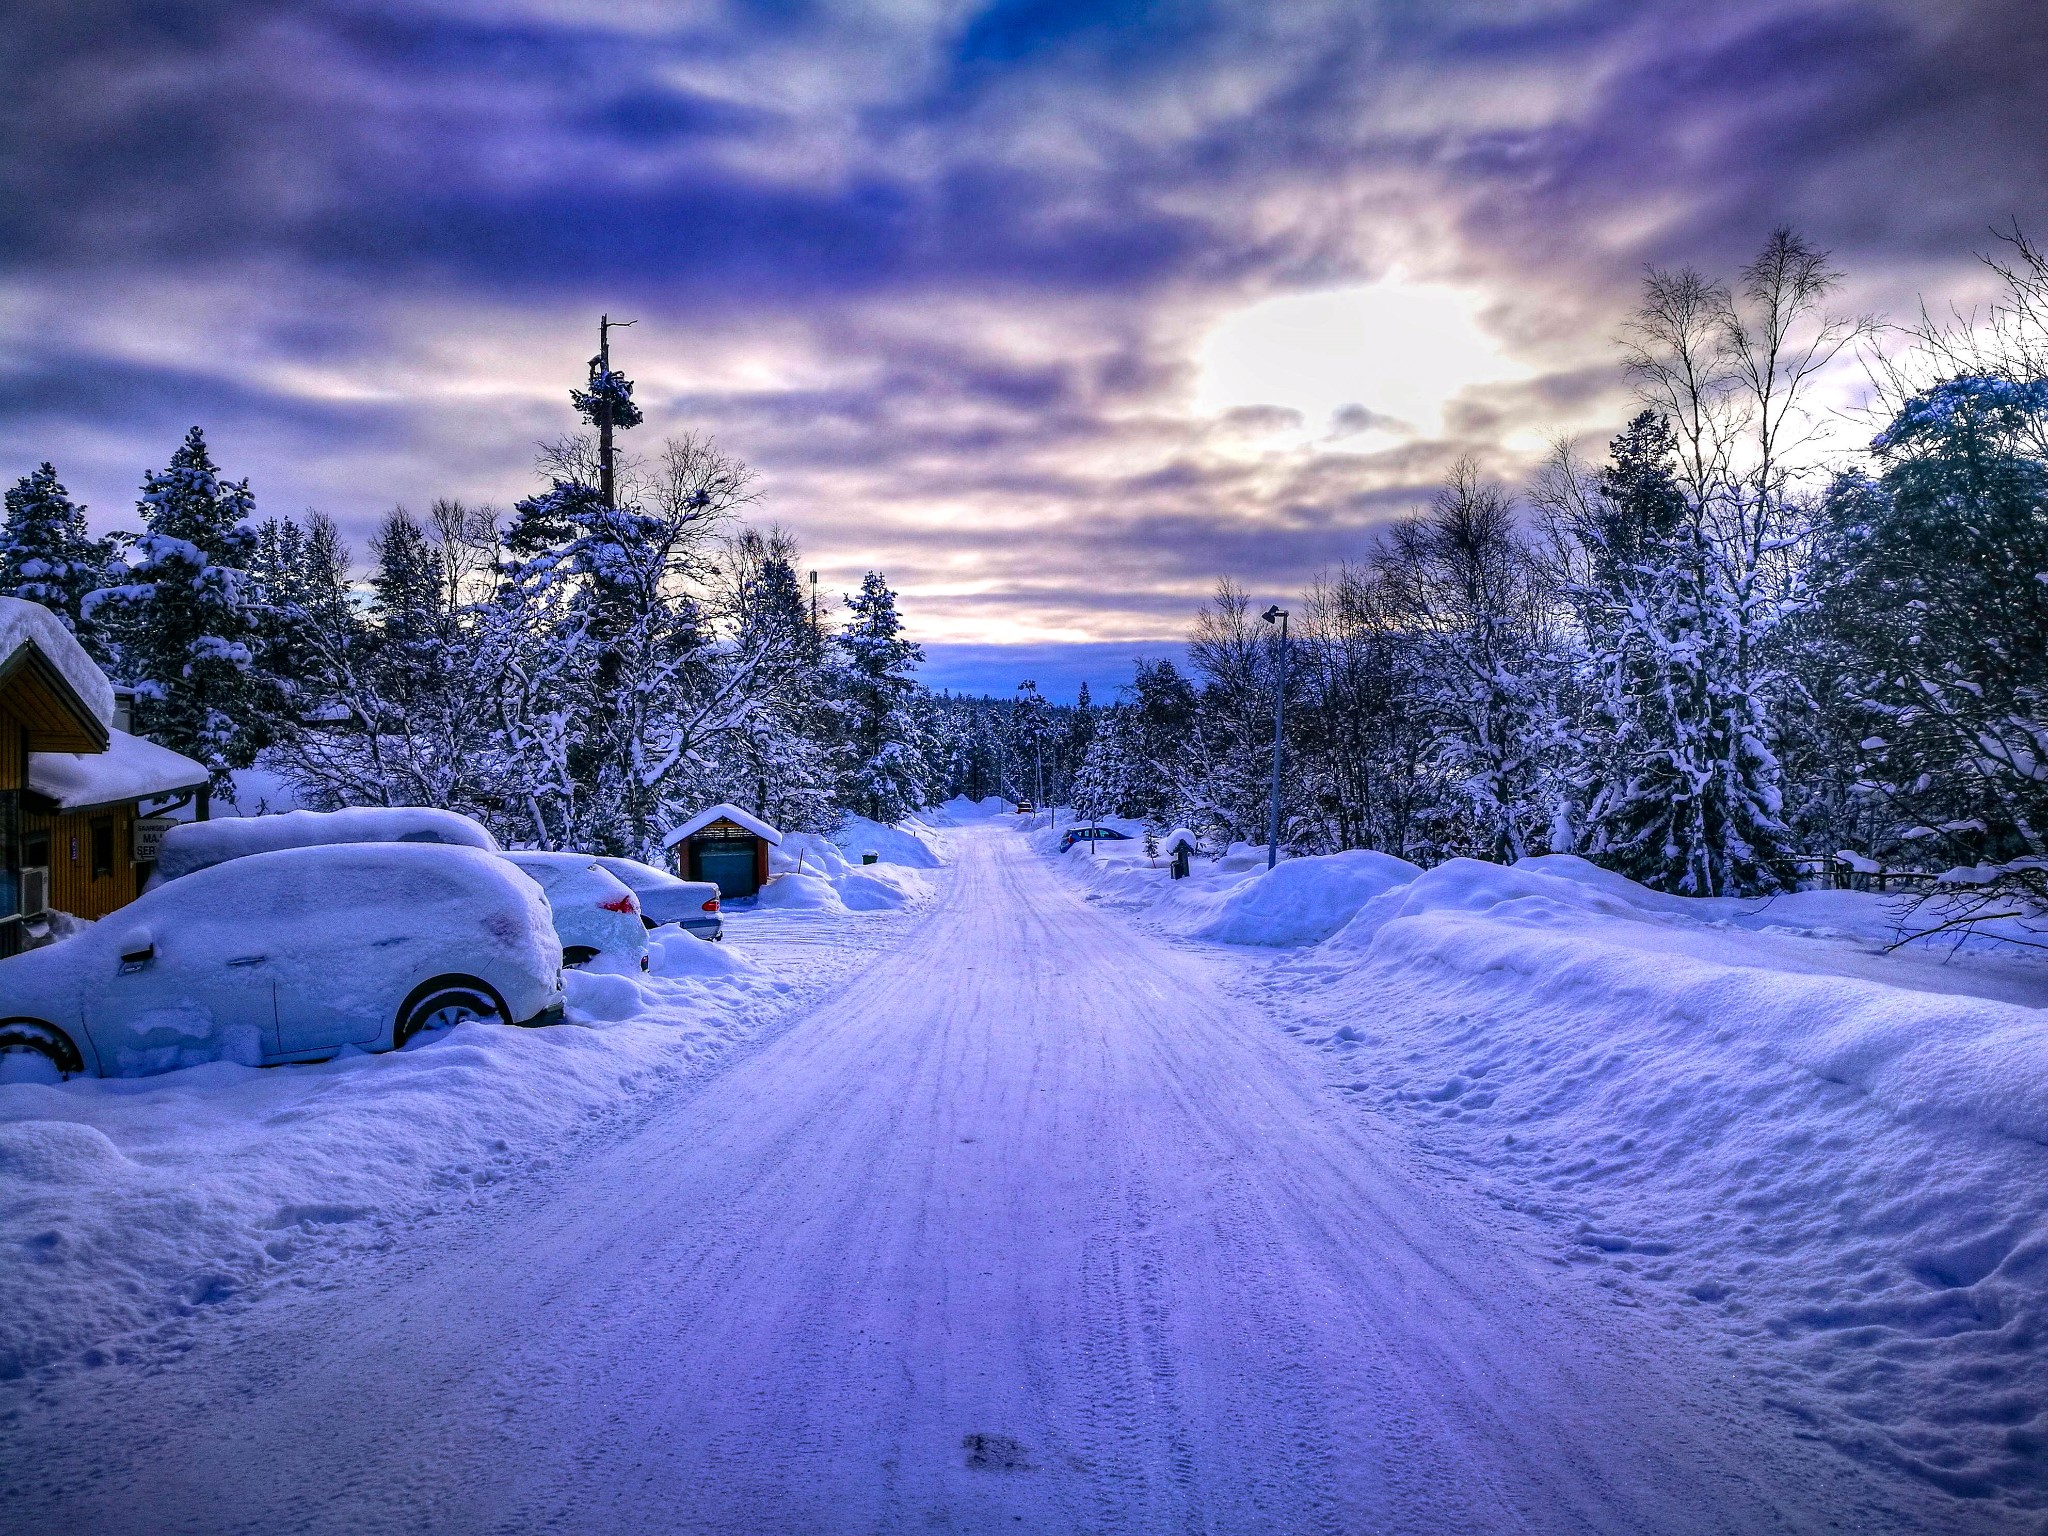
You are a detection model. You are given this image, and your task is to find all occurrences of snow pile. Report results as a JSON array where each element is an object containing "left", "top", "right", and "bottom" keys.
[
  {"left": 829, "top": 814, "right": 945, "bottom": 869},
  {"left": 1194, "top": 848, "right": 1421, "bottom": 947},
  {"left": 767, "top": 818, "right": 941, "bottom": 912},
  {"left": 151, "top": 807, "right": 500, "bottom": 884},
  {"left": 756, "top": 871, "right": 848, "bottom": 913},
  {"left": 0, "top": 595, "right": 114, "bottom": 729},
  {"left": 1028, "top": 814, "right": 1421, "bottom": 951},
  {"left": 836, "top": 862, "right": 932, "bottom": 911},
  {"left": 0, "top": 899, "right": 915, "bottom": 1387},
  {"left": 1264, "top": 853, "right": 2048, "bottom": 1508}
]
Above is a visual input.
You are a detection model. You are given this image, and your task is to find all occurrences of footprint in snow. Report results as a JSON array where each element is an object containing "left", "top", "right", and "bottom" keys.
[{"left": 962, "top": 1433, "right": 1034, "bottom": 1472}]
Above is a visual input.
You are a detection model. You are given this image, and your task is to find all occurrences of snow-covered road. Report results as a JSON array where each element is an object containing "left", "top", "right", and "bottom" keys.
[{"left": 2, "top": 823, "right": 1973, "bottom": 1533}]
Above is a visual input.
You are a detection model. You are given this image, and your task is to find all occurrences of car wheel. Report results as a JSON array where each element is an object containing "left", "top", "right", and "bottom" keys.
[
  {"left": 0, "top": 1018, "right": 85, "bottom": 1084},
  {"left": 561, "top": 945, "right": 600, "bottom": 968},
  {"left": 394, "top": 977, "right": 508, "bottom": 1048}
]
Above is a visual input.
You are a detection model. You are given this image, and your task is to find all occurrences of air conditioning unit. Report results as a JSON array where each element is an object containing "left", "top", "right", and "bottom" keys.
[{"left": 19, "top": 865, "right": 50, "bottom": 918}]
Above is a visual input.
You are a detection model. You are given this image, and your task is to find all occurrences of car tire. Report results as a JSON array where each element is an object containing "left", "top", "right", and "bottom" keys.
[
  {"left": 561, "top": 945, "right": 600, "bottom": 968},
  {"left": 0, "top": 1017, "right": 85, "bottom": 1083},
  {"left": 394, "top": 976, "right": 509, "bottom": 1048}
]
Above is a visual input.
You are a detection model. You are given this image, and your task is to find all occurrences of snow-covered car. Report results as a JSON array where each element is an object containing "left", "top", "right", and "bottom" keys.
[
  {"left": 1058, "top": 825, "right": 1131, "bottom": 853},
  {"left": 0, "top": 843, "right": 564, "bottom": 1081},
  {"left": 589, "top": 857, "right": 723, "bottom": 942},
  {"left": 149, "top": 806, "right": 500, "bottom": 887},
  {"left": 498, "top": 852, "right": 651, "bottom": 969}
]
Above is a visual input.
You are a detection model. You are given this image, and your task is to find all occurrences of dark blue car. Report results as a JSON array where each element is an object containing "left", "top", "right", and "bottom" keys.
[{"left": 1058, "top": 826, "right": 1131, "bottom": 853}]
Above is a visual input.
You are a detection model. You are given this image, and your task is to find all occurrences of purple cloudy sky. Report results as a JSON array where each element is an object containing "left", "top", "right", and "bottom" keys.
[{"left": 3, "top": 0, "right": 2044, "bottom": 698}]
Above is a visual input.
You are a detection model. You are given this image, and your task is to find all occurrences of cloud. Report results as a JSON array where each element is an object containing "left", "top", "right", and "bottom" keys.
[{"left": 1, "top": 0, "right": 2043, "bottom": 691}]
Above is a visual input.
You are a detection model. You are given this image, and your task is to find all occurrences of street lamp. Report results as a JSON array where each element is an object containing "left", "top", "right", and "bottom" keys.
[{"left": 1261, "top": 604, "right": 1289, "bottom": 870}]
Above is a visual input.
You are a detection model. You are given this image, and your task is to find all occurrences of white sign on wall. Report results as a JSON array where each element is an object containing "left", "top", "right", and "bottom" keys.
[{"left": 134, "top": 817, "right": 177, "bottom": 865}]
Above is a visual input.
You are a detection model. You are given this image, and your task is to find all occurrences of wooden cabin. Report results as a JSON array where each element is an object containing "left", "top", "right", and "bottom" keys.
[
  {"left": 1, "top": 599, "right": 209, "bottom": 956},
  {"left": 662, "top": 803, "right": 783, "bottom": 900}
]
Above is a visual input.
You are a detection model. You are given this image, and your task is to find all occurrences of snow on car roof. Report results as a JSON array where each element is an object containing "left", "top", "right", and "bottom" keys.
[
  {"left": 132, "top": 841, "right": 555, "bottom": 957},
  {"left": 28, "top": 728, "right": 208, "bottom": 812},
  {"left": 0, "top": 595, "right": 115, "bottom": 730},
  {"left": 661, "top": 803, "right": 784, "bottom": 848},
  {"left": 154, "top": 806, "right": 501, "bottom": 883}
]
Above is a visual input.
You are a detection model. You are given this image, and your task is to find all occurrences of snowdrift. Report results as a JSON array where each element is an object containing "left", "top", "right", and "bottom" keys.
[
  {"left": 1195, "top": 848, "right": 1421, "bottom": 947},
  {"left": 765, "top": 817, "right": 942, "bottom": 913},
  {"left": 1271, "top": 853, "right": 2048, "bottom": 1508}
]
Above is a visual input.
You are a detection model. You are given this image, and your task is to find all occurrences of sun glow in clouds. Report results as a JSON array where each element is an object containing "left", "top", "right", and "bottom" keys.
[{"left": 1194, "top": 280, "right": 1529, "bottom": 441}]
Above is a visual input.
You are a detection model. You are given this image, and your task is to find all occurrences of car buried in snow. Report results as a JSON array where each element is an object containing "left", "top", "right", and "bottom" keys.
[
  {"left": 497, "top": 852, "right": 652, "bottom": 970},
  {"left": 0, "top": 843, "right": 565, "bottom": 1082},
  {"left": 588, "top": 857, "right": 724, "bottom": 942},
  {"left": 1058, "top": 826, "right": 1132, "bottom": 854}
]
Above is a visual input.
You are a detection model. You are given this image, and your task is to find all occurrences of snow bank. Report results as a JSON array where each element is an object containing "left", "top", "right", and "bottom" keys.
[
  {"left": 767, "top": 820, "right": 942, "bottom": 912},
  {"left": 829, "top": 814, "right": 944, "bottom": 869},
  {"left": 756, "top": 871, "right": 848, "bottom": 913},
  {"left": 1263, "top": 852, "right": 2048, "bottom": 1508},
  {"left": 1195, "top": 848, "right": 1420, "bottom": 947},
  {"left": 835, "top": 862, "right": 932, "bottom": 912},
  {"left": 0, "top": 896, "right": 915, "bottom": 1388},
  {"left": 151, "top": 807, "right": 500, "bottom": 885}
]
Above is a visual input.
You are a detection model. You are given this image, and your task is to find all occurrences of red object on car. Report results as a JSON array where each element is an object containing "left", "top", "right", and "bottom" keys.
[
  {"left": 599, "top": 893, "right": 639, "bottom": 914},
  {"left": 701, "top": 897, "right": 720, "bottom": 912}
]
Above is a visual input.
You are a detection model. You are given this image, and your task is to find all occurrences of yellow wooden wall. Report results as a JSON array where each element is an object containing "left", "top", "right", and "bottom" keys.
[{"left": 21, "top": 803, "right": 139, "bottom": 920}]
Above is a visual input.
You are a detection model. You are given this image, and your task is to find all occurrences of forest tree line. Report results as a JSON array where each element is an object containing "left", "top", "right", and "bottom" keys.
[
  {"left": 3, "top": 227, "right": 2043, "bottom": 912},
  {"left": 1051, "top": 229, "right": 2048, "bottom": 909}
]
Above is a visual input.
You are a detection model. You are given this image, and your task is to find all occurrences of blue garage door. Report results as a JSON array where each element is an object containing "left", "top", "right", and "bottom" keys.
[{"left": 697, "top": 844, "right": 758, "bottom": 899}]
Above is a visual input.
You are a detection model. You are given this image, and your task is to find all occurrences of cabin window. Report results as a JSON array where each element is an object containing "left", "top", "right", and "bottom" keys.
[{"left": 91, "top": 818, "right": 115, "bottom": 880}]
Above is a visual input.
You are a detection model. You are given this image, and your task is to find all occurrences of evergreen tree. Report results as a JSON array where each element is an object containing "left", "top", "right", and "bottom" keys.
[
  {"left": 1560, "top": 411, "right": 1797, "bottom": 894},
  {"left": 2, "top": 463, "right": 114, "bottom": 650},
  {"left": 1812, "top": 375, "right": 2048, "bottom": 900},
  {"left": 90, "top": 428, "right": 274, "bottom": 786},
  {"left": 835, "top": 571, "right": 928, "bottom": 821}
]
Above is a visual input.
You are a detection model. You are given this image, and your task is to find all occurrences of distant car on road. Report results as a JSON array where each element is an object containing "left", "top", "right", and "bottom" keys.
[
  {"left": 498, "top": 852, "right": 651, "bottom": 969},
  {"left": 1059, "top": 826, "right": 1132, "bottom": 853},
  {"left": 0, "top": 843, "right": 564, "bottom": 1081},
  {"left": 1014, "top": 800, "right": 1035, "bottom": 814},
  {"left": 589, "top": 857, "right": 724, "bottom": 942}
]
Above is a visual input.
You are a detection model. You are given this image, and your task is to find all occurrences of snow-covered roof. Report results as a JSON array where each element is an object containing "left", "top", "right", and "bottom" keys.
[
  {"left": 661, "top": 802, "right": 784, "bottom": 849},
  {"left": 0, "top": 595, "right": 115, "bottom": 731},
  {"left": 1163, "top": 827, "right": 1199, "bottom": 853},
  {"left": 27, "top": 728, "right": 208, "bottom": 812}
]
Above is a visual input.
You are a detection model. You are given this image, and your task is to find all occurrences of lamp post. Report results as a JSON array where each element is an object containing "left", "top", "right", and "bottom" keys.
[{"left": 1261, "top": 604, "right": 1289, "bottom": 870}]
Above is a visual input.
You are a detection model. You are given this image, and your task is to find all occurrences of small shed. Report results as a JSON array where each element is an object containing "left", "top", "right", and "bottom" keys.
[
  {"left": 662, "top": 804, "right": 783, "bottom": 900},
  {"left": 1163, "top": 826, "right": 1199, "bottom": 880}
]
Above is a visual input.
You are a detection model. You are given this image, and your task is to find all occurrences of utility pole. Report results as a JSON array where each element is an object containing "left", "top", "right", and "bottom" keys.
[
  {"left": 809, "top": 569, "right": 819, "bottom": 629},
  {"left": 593, "top": 313, "right": 635, "bottom": 508},
  {"left": 1261, "top": 605, "right": 1289, "bottom": 870}
]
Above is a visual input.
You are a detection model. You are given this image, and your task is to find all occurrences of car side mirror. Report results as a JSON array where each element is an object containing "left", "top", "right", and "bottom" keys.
[{"left": 117, "top": 927, "right": 155, "bottom": 971}]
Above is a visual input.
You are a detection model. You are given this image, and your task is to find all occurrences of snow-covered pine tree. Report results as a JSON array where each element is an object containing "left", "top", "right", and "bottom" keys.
[
  {"left": 1380, "top": 460, "right": 1567, "bottom": 864},
  {"left": 0, "top": 463, "right": 114, "bottom": 652},
  {"left": 835, "top": 571, "right": 928, "bottom": 822},
  {"left": 89, "top": 428, "right": 276, "bottom": 787},
  {"left": 716, "top": 528, "right": 840, "bottom": 832},
  {"left": 1812, "top": 374, "right": 2048, "bottom": 906}
]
